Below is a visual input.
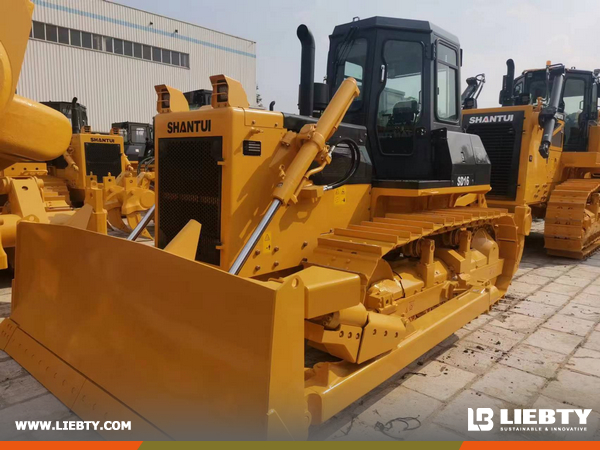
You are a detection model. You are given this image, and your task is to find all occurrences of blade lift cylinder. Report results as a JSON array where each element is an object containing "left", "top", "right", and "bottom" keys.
[
  {"left": 539, "top": 69, "right": 565, "bottom": 158},
  {"left": 228, "top": 77, "right": 360, "bottom": 275}
]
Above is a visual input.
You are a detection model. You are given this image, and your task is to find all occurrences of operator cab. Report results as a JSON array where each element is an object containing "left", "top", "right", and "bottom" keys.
[
  {"left": 42, "top": 100, "right": 88, "bottom": 131},
  {"left": 112, "top": 122, "right": 153, "bottom": 161},
  {"left": 324, "top": 17, "right": 488, "bottom": 186},
  {"left": 511, "top": 67, "right": 600, "bottom": 152}
]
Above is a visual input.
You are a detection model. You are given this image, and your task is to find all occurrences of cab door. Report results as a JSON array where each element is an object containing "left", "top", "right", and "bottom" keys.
[
  {"left": 562, "top": 74, "right": 591, "bottom": 152},
  {"left": 366, "top": 29, "right": 430, "bottom": 180}
]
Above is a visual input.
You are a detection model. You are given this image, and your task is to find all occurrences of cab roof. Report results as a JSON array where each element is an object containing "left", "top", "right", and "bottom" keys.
[
  {"left": 331, "top": 16, "right": 460, "bottom": 46},
  {"left": 521, "top": 66, "right": 594, "bottom": 77}
]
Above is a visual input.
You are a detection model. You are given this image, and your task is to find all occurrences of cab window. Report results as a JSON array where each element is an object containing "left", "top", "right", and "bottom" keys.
[
  {"left": 513, "top": 79, "right": 523, "bottom": 95},
  {"left": 436, "top": 43, "right": 458, "bottom": 121},
  {"left": 526, "top": 71, "right": 550, "bottom": 105},
  {"left": 376, "top": 40, "right": 423, "bottom": 155},
  {"left": 563, "top": 77, "right": 587, "bottom": 151},
  {"left": 132, "top": 127, "right": 147, "bottom": 144},
  {"left": 563, "top": 78, "right": 585, "bottom": 116},
  {"left": 334, "top": 39, "right": 368, "bottom": 108}
]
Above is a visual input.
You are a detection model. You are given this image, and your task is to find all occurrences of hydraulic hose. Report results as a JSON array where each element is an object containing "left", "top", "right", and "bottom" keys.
[{"left": 323, "top": 139, "right": 361, "bottom": 191}]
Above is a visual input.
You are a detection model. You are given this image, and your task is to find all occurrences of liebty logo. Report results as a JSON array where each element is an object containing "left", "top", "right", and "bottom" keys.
[
  {"left": 468, "top": 408, "right": 592, "bottom": 433},
  {"left": 468, "top": 408, "right": 494, "bottom": 431}
]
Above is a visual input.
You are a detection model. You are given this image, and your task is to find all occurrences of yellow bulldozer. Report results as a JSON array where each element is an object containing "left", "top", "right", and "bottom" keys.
[
  {"left": 40, "top": 99, "right": 155, "bottom": 238},
  {"left": 463, "top": 60, "right": 600, "bottom": 258},
  {"left": 0, "top": 7, "right": 529, "bottom": 440}
]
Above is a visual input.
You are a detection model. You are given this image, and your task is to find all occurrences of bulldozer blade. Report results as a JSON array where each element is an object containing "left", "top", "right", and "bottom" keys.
[{"left": 2, "top": 222, "right": 308, "bottom": 440}]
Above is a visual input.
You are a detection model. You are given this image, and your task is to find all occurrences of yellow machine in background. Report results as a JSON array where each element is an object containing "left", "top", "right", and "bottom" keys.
[
  {"left": 40, "top": 100, "right": 155, "bottom": 238},
  {"left": 464, "top": 61, "right": 600, "bottom": 258},
  {"left": 51, "top": 127, "right": 155, "bottom": 237},
  {"left": 0, "top": 0, "right": 109, "bottom": 267},
  {"left": 50, "top": 126, "right": 131, "bottom": 204},
  {"left": 1, "top": 17, "right": 529, "bottom": 439}
]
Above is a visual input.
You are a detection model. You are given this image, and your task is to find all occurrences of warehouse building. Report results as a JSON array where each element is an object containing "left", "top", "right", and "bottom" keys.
[{"left": 19, "top": 0, "right": 257, "bottom": 131}]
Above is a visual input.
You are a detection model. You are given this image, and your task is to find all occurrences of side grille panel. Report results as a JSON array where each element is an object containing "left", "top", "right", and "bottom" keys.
[
  {"left": 466, "top": 114, "right": 524, "bottom": 200},
  {"left": 84, "top": 143, "right": 122, "bottom": 179},
  {"left": 157, "top": 137, "right": 223, "bottom": 266}
]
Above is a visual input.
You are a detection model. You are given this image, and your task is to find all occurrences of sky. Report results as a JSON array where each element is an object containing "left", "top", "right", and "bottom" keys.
[{"left": 116, "top": 0, "right": 600, "bottom": 113}]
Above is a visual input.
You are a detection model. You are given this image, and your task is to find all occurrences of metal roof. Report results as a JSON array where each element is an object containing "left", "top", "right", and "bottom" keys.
[{"left": 331, "top": 16, "right": 460, "bottom": 45}]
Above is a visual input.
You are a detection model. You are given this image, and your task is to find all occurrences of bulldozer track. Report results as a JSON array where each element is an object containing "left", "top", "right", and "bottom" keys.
[
  {"left": 317, "top": 206, "right": 513, "bottom": 256},
  {"left": 544, "top": 179, "right": 600, "bottom": 259}
]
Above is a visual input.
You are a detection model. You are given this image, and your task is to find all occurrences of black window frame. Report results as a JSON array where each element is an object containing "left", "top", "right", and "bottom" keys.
[
  {"left": 152, "top": 47, "right": 162, "bottom": 62},
  {"left": 375, "top": 38, "right": 426, "bottom": 157},
  {"left": 434, "top": 39, "right": 460, "bottom": 124},
  {"left": 32, "top": 21, "right": 45, "bottom": 40},
  {"left": 114, "top": 38, "right": 124, "bottom": 55},
  {"left": 92, "top": 34, "right": 102, "bottom": 50},
  {"left": 124, "top": 40, "right": 133, "bottom": 56},
  {"left": 103, "top": 36, "right": 113, "bottom": 53},
  {"left": 561, "top": 73, "right": 591, "bottom": 151},
  {"left": 181, "top": 53, "right": 189, "bottom": 68},
  {"left": 593, "top": 80, "right": 599, "bottom": 120},
  {"left": 81, "top": 31, "right": 92, "bottom": 49},
  {"left": 70, "top": 29, "right": 81, "bottom": 47},
  {"left": 57, "top": 27, "right": 69, "bottom": 44},
  {"left": 562, "top": 73, "right": 591, "bottom": 113},
  {"left": 28, "top": 21, "right": 189, "bottom": 69},
  {"left": 513, "top": 77, "right": 524, "bottom": 96},
  {"left": 333, "top": 38, "right": 369, "bottom": 112},
  {"left": 142, "top": 45, "right": 152, "bottom": 60},
  {"left": 162, "top": 49, "right": 171, "bottom": 64},
  {"left": 45, "top": 24, "right": 58, "bottom": 42},
  {"left": 171, "top": 51, "right": 180, "bottom": 66}
]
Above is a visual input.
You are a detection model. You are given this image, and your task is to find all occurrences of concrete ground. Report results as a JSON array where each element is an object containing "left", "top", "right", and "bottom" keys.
[{"left": 1, "top": 221, "right": 600, "bottom": 441}]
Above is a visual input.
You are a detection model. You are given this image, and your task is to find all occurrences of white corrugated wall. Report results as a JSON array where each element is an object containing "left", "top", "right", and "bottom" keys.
[{"left": 17, "top": 0, "right": 257, "bottom": 131}]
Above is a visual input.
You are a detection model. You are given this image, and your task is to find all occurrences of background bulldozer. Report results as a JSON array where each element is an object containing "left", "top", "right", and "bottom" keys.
[
  {"left": 42, "top": 99, "right": 155, "bottom": 238},
  {"left": 463, "top": 60, "right": 600, "bottom": 258},
  {"left": 111, "top": 121, "right": 154, "bottom": 165},
  {"left": 1, "top": 13, "right": 529, "bottom": 439}
]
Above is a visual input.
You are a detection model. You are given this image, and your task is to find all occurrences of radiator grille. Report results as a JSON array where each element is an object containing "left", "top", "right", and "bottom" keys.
[
  {"left": 84, "top": 143, "right": 122, "bottom": 179},
  {"left": 157, "top": 137, "right": 223, "bottom": 266},
  {"left": 466, "top": 123, "right": 520, "bottom": 199}
]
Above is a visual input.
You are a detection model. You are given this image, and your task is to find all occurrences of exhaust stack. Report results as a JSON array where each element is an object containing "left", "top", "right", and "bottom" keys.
[
  {"left": 71, "top": 97, "right": 81, "bottom": 134},
  {"left": 297, "top": 24, "right": 315, "bottom": 116},
  {"left": 499, "top": 59, "right": 515, "bottom": 106}
]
